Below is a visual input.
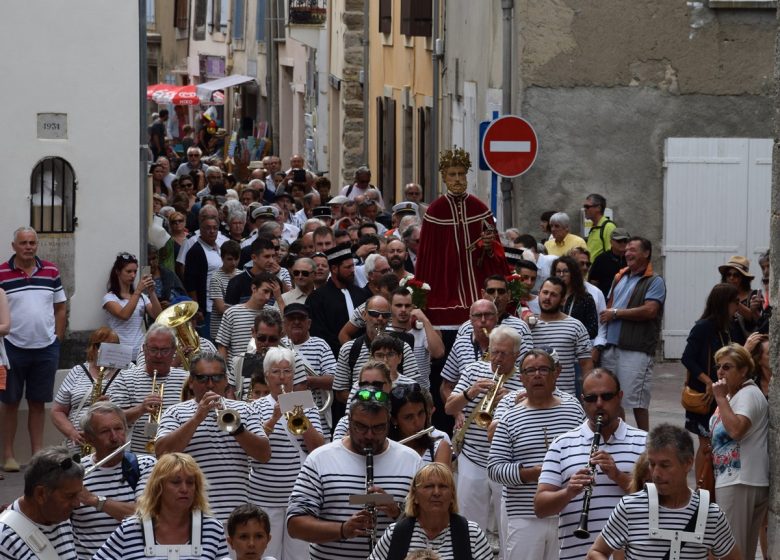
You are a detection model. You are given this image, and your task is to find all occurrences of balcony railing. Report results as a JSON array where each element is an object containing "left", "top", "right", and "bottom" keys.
[{"left": 289, "top": 0, "right": 327, "bottom": 26}]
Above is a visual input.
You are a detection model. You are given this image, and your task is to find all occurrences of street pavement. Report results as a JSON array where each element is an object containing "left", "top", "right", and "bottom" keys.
[{"left": 0, "top": 361, "right": 689, "bottom": 507}]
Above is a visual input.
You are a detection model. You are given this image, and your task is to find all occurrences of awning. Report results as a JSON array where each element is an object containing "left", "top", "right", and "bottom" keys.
[
  {"left": 196, "top": 75, "right": 256, "bottom": 102},
  {"left": 147, "top": 84, "right": 224, "bottom": 106}
]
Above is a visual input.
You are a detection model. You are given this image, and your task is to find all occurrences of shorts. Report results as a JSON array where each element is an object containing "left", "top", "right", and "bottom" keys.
[
  {"left": 0, "top": 339, "right": 60, "bottom": 403},
  {"left": 600, "top": 346, "right": 653, "bottom": 408}
]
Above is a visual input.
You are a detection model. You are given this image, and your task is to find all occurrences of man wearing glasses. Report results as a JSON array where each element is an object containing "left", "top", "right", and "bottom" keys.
[
  {"left": 535, "top": 368, "right": 647, "bottom": 560},
  {"left": 334, "top": 296, "right": 422, "bottom": 404},
  {"left": 444, "top": 325, "right": 526, "bottom": 551},
  {"left": 175, "top": 146, "right": 209, "bottom": 178},
  {"left": 155, "top": 352, "right": 269, "bottom": 523},
  {"left": 283, "top": 257, "right": 317, "bottom": 305},
  {"left": 288, "top": 385, "right": 423, "bottom": 559},
  {"left": 488, "top": 349, "right": 585, "bottom": 560},
  {"left": 582, "top": 194, "right": 616, "bottom": 260},
  {"left": 108, "top": 325, "right": 190, "bottom": 455}
]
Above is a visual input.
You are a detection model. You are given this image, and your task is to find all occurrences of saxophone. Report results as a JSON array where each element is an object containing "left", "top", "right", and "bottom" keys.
[{"left": 81, "top": 367, "right": 105, "bottom": 456}]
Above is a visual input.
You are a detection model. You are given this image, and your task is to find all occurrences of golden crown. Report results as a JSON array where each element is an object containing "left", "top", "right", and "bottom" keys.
[{"left": 438, "top": 147, "right": 472, "bottom": 173}]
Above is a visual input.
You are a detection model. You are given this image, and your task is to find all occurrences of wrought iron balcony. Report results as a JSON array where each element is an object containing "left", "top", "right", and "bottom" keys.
[{"left": 289, "top": 0, "right": 327, "bottom": 26}]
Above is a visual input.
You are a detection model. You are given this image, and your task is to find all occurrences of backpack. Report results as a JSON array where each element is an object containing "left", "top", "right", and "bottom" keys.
[{"left": 386, "top": 514, "right": 471, "bottom": 560}]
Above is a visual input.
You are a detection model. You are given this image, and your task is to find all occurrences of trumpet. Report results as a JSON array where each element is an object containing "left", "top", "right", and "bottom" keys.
[
  {"left": 452, "top": 363, "right": 500, "bottom": 456},
  {"left": 475, "top": 364, "right": 513, "bottom": 428},
  {"left": 81, "top": 366, "right": 106, "bottom": 456},
  {"left": 573, "top": 414, "right": 604, "bottom": 540},
  {"left": 281, "top": 387, "right": 311, "bottom": 435},
  {"left": 278, "top": 339, "right": 333, "bottom": 415},
  {"left": 144, "top": 370, "right": 165, "bottom": 453},
  {"left": 217, "top": 397, "right": 242, "bottom": 434}
]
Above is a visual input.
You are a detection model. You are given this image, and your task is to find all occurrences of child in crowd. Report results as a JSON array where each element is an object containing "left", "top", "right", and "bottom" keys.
[
  {"left": 209, "top": 240, "right": 241, "bottom": 337},
  {"left": 224, "top": 504, "right": 276, "bottom": 560},
  {"left": 251, "top": 373, "right": 270, "bottom": 400}
]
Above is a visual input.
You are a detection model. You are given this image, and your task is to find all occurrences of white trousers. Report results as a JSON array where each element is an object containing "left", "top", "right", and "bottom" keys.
[
  {"left": 264, "top": 505, "right": 310, "bottom": 560},
  {"left": 457, "top": 454, "right": 505, "bottom": 557},
  {"left": 505, "top": 516, "right": 558, "bottom": 560}
]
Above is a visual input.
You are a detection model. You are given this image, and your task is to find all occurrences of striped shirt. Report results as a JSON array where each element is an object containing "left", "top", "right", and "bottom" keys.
[
  {"left": 600, "top": 489, "right": 735, "bottom": 559},
  {"left": 92, "top": 514, "right": 229, "bottom": 559},
  {"left": 367, "top": 518, "right": 493, "bottom": 560},
  {"left": 493, "top": 387, "right": 575, "bottom": 421},
  {"left": 527, "top": 316, "right": 591, "bottom": 394},
  {"left": 287, "top": 439, "right": 424, "bottom": 560},
  {"left": 538, "top": 419, "right": 647, "bottom": 560},
  {"left": 135, "top": 337, "right": 216, "bottom": 370},
  {"left": 214, "top": 304, "right": 264, "bottom": 374},
  {"left": 107, "top": 366, "right": 190, "bottom": 455},
  {"left": 157, "top": 398, "right": 266, "bottom": 522},
  {"left": 333, "top": 338, "right": 423, "bottom": 391},
  {"left": 452, "top": 361, "right": 524, "bottom": 468},
  {"left": 0, "top": 499, "right": 77, "bottom": 560},
  {"left": 248, "top": 394, "right": 324, "bottom": 507},
  {"left": 0, "top": 256, "right": 67, "bottom": 348},
  {"left": 54, "top": 364, "right": 122, "bottom": 448},
  {"left": 72, "top": 453, "right": 156, "bottom": 559},
  {"left": 281, "top": 335, "right": 337, "bottom": 412},
  {"left": 487, "top": 398, "right": 585, "bottom": 517},
  {"left": 208, "top": 268, "right": 239, "bottom": 336}
]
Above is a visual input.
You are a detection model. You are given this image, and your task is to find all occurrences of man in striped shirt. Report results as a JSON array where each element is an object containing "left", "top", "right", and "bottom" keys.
[
  {"left": 588, "top": 424, "right": 737, "bottom": 560},
  {"left": 0, "top": 227, "right": 67, "bottom": 472},
  {"left": 487, "top": 349, "right": 585, "bottom": 560},
  {"left": 72, "top": 402, "right": 156, "bottom": 559},
  {"left": 0, "top": 446, "right": 82, "bottom": 560},
  {"left": 155, "top": 352, "right": 270, "bottom": 523},
  {"left": 528, "top": 276, "right": 593, "bottom": 395},
  {"left": 535, "top": 368, "right": 646, "bottom": 560},
  {"left": 287, "top": 394, "right": 424, "bottom": 560}
]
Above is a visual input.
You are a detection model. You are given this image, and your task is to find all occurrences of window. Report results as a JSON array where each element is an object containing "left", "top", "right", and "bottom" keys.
[
  {"left": 233, "top": 0, "right": 245, "bottom": 40},
  {"left": 379, "top": 0, "right": 392, "bottom": 34},
  {"left": 417, "top": 106, "right": 432, "bottom": 192},
  {"left": 256, "top": 0, "right": 266, "bottom": 41},
  {"left": 400, "top": 0, "right": 431, "bottom": 37},
  {"left": 30, "top": 157, "right": 77, "bottom": 234},
  {"left": 212, "top": 0, "right": 228, "bottom": 33},
  {"left": 146, "top": 0, "right": 155, "bottom": 27},
  {"left": 194, "top": 0, "right": 207, "bottom": 40},
  {"left": 174, "top": 0, "right": 189, "bottom": 30},
  {"left": 377, "top": 97, "right": 397, "bottom": 205}
]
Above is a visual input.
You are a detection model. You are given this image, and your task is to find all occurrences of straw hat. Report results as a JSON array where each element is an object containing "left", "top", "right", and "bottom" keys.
[{"left": 718, "top": 256, "right": 754, "bottom": 280}]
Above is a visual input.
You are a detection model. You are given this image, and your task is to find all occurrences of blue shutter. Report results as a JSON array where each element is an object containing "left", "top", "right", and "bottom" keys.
[
  {"left": 233, "top": 0, "right": 245, "bottom": 39},
  {"left": 256, "top": 0, "right": 266, "bottom": 41}
]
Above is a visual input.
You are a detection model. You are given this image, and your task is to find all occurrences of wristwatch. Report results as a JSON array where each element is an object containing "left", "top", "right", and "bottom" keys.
[
  {"left": 233, "top": 422, "right": 247, "bottom": 436},
  {"left": 95, "top": 495, "right": 107, "bottom": 512}
]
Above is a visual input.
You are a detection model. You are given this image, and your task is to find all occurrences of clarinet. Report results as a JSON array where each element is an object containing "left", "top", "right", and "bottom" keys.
[
  {"left": 364, "top": 447, "right": 377, "bottom": 552},
  {"left": 573, "top": 414, "right": 604, "bottom": 539}
]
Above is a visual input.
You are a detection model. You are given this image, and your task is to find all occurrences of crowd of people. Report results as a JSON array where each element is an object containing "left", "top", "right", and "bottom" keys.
[{"left": 0, "top": 147, "right": 772, "bottom": 560}]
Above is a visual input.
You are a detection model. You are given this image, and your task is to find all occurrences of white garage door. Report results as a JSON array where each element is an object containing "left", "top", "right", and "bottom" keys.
[{"left": 662, "top": 137, "right": 771, "bottom": 359}]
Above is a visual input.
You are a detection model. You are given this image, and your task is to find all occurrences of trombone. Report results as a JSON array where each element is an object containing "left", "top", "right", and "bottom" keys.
[{"left": 144, "top": 370, "right": 165, "bottom": 453}]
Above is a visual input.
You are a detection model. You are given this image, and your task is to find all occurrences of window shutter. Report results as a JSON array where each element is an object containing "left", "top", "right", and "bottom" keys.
[
  {"left": 175, "top": 0, "right": 189, "bottom": 30},
  {"left": 379, "top": 0, "right": 392, "bottom": 34},
  {"left": 256, "top": 0, "right": 266, "bottom": 41},
  {"left": 233, "top": 0, "right": 245, "bottom": 39},
  {"left": 410, "top": 0, "right": 432, "bottom": 37},
  {"left": 400, "top": 0, "right": 412, "bottom": 36}
]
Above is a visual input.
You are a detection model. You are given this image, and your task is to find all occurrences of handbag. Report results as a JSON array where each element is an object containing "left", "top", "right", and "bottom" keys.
[
  {"left": 680, "top": 344, "right": 712, "bottom": 415},
  {"left": 695, "top": 439, "right": 716, "bottom": 500}
]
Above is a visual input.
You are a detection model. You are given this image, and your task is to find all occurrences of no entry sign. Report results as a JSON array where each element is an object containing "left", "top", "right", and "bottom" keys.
[{"left": 481, "top": 115, "right": 538, "bottom": 178}]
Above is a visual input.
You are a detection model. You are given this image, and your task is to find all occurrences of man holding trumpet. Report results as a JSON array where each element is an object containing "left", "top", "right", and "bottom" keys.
[
  {"left": 444, "top": 325, "right": 525, "bottom": 551},
  {"left": 155, "top": 352, "right": 270, "bottom": 523},
  {"left": 534, "top": 368, "right": 646, "bottom": 560}
]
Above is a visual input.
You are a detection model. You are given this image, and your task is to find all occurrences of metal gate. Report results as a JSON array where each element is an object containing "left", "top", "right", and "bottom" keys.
[{"left": 662, "top": 137, "right": 771, "bottom": 359}]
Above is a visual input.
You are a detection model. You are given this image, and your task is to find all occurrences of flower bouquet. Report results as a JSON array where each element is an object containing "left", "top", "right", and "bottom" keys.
[
  {"left": 506, "top": 274, "right": 531, "bottom": 305},
  {"left": 399, "top": 275, "right": 431, "bottom": 310}
]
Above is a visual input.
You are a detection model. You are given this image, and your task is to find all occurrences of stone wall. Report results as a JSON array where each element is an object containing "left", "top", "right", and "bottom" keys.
[{"left": 339, "top": 0, "right": 366, "bottom": 186}]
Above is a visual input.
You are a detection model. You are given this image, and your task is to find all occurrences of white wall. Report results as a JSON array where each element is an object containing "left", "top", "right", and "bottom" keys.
[{"left": 1, "top": 1, "right": 141, "bottom": 332}]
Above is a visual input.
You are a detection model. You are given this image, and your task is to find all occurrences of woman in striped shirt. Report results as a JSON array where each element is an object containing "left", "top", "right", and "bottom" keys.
[{"left": 389, "top": 383, "right": 451, "bottom": 468}]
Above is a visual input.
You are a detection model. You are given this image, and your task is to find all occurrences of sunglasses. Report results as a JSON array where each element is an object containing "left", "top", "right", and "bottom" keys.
[
  {"left": 390, "top": 383, "right": 422, "bottom": 399},
  {"left": 117, "top": 252, "right": 137, "bottom": 262},
  {"left": 485, "top": 288, "right": 507, "bottom": 295},
  {"left": 367, "top": 310, "right": 392, "bottom": 319},
  {"left": 582, "top": 204, "right": 598, "bottom": 209},
  {"left": 292, "top": 270, "right": 311, "bottom": 277},
  {"left": 356, "top": 389, "right": 389, "bottom": 403},
  {"left": 255, "top": 335, "right": 280, "bottom": 343},
  {"left": 582, "top": 392, "right": 617, "bottom": 403},
  {"left": 192, "top": 373, "right": 227, "bottom": 383}
]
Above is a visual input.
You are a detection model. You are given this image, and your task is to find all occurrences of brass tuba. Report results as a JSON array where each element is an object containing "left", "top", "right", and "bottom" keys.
[
  {"left": 81, "top": 366, "right": 106, "bottom": 456},
  {"left": 155, "top": 301, "right": 200, "bottom": 370}
]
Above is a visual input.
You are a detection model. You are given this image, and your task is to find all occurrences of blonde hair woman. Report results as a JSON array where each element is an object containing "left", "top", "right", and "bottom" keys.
[{"left": 93, "top": 452, "right": 229, "bottom": 559}]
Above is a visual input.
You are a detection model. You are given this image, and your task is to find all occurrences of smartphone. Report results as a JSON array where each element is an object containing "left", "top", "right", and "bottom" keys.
[{"left": 140, "top": 265, "right": 151, "bottom": 278}]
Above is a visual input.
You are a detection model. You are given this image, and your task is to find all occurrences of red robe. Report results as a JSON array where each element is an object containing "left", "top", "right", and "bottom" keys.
[{"left": 415, "top": 193, "right": 510, "bottom": 327}]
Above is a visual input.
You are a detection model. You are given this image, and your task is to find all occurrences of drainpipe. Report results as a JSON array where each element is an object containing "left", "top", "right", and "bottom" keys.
[
  {"left": 139, "top": 0, "right": 149, "bottom": 264},
  {"left": 430, "top": 0, "right": 440, "bottom": 200},
  {"left": 362, "top": 0, "right": 369, "bottom": 165},
  {"left": 500, "top": 0, "right": 514, "bottom": 228}
]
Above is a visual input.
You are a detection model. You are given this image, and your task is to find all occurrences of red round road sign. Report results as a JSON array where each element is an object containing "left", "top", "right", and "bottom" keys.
[{"left": 481, "top": 115, "right": 538, "bottom": 178}]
